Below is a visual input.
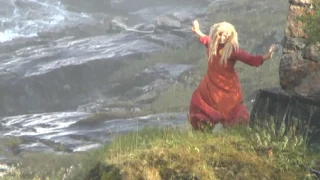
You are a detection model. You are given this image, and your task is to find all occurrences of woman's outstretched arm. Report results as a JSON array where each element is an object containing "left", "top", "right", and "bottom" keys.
[
  {"left": 192, "top": 20, "right": 206, "bottom": 38},
  {"left": 232, "top": 44, "right": 277, "bottom": 67},
  {"left": 231, "top": 49, "right": 264, "bottom": 67},
  {"left": 192, "top": 20, "right": 209, "bottom": 47}
]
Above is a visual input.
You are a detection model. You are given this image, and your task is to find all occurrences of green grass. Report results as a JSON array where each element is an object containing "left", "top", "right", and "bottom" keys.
[
  {"left": 3, "top": 124, "right": 319, "bottom": 180},
  {"left": 299, "top": 0, "right": 320, "bottom": 43},
  {"left": 82, "top": 124, "right": 319, "bottom": 180}
]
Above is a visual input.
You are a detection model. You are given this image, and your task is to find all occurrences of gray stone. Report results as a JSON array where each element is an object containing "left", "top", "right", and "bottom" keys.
[
  {"left": 284, "top": 38, "right": 307, "bottom": 53},
  {"left": 155, "top": 16, "right": 181, "bottom": 30},
  {"left": 304, "top": 42, "right": 320, "bottom": 62}
]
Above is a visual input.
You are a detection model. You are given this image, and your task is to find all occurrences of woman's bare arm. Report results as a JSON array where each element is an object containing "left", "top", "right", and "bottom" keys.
[{"left": 192, "top": 20, "right": 206, "bottom": 38}]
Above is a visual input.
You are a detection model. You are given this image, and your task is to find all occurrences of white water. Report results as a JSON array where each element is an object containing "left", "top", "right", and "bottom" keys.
[
  {"left": 0, "top": 0, "right": 91, "bottom": 42},
  {"left": 0, "top": 0, "right": 209, "bottom": 156}
]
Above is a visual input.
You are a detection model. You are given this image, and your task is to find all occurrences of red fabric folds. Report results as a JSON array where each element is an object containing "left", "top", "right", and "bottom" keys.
[{"left": 188, "top": 35, "right": 262, "bottom": 130}]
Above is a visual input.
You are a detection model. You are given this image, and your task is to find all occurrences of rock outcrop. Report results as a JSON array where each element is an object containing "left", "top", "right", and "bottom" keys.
[
  {"left": 279, "top": 0, "right": 320, "bottom": 99},
  {"left": 251, "top": 0, "right": 320, "bottom": 151}
]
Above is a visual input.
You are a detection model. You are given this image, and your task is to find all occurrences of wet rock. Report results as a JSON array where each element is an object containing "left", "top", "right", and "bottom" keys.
[
  {"left": 77, "top": 101, "right": 105, "bottom": 113},
  {"left": 0, "top": 0, "right": 207, "bottom": 117},
  {"left": 131, "top": 23, "right": 148, "bottom": 31},
  {"left": 142, "top": 33, "right": 189, "bottom": 48},
  {"left": 103, "top": 16, "right": 129, "bottom": 33},
  {"left": 123, "top": 86, "right": 146, "bottom": 99},
  {"left": 130, "top": 2, "right": 208, "bottom": 25},
  {"left": 110, "top": 0, "right": 153, "bottom": 11},
  {"left": 129, "top": 79, "right": 169, "bottom": 104},
  {"left": 0, "top": 35, "right": 169, "bottom": 116},
  {"left": 81, "top": 63, "right": 194, "bottom": 114},
  {"left": 124, "top": 83, "right": 163, "bottom": 101},
  {"left": 142, "top": 79, "right": 169, "bottom": 93},
  {"left": 145, "top": 24, "right": 156, "bottom": 31},
  {"left": 144, "top": 63, "right": 195, "bottom": 80},
  {"left": 77, "top": 98, "right": 137, "bottom": 114},
  {"left": 107, "top": 63, "right": 194, "bottom": 97},
  {"left": 155, "top": 16, "right": 181, "bottom": 30},
  {"left": 104, "top": 15, "right": 184, "bottom": 34},
  {"left": 135, "top": 91, "right": 159, "bottom": 104},
  {"left": 170, "top": 8, "right": 208, "bottom": 23},
  {"left": 279, "top": 0, "right": 320, "bottom": 100}
]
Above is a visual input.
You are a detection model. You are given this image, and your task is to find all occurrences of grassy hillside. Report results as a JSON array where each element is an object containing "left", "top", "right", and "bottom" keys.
[
  {"left": 3, "top": 123, "right": 320, "bottom": 180},
  {"left": 4, "top": 0, "right": 320, "bottom": 180}
]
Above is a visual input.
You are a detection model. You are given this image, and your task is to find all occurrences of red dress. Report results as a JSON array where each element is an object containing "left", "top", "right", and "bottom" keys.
[{"left": 189, "top": 36, "right": 264, "bottom": 130}]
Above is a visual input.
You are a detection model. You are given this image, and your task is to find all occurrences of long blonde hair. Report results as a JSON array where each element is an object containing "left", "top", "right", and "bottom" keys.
[{"left": 208, "top": 22, "right": 239, "bottom": 66}]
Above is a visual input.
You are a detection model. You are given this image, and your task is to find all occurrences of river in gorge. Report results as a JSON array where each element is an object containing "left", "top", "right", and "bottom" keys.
[{"left": 0, "top": 0, "right": 289, "bottom": 168}]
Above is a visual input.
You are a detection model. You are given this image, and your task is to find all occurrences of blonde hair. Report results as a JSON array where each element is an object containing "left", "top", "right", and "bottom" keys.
[{"left": 208, "top": 22, "right": 239, "bottom": 66}]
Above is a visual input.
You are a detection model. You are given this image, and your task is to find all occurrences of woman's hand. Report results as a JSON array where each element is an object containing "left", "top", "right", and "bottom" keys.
[
  {"left": 192, "top": 20, "right": 200, "bottom": 33},
  {"left": 191, "top": 20, "right": 206, "bottom": 37},
  {"left": 263, "top": 44, "right": 276, "bottom": 61}
]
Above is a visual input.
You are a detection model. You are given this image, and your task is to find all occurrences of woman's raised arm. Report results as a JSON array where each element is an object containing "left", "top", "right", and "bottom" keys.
[{"left": 192, "top": 20, "right": 209, "bottom": 47}]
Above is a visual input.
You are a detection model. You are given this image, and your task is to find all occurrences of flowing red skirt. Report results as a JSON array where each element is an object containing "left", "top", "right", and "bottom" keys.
[{"left": 188, "top": 89, "right": 249, "bottom": 130}]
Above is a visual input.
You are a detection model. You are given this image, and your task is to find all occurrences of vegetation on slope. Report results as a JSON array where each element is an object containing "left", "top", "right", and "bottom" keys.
[
  {"left": 83, "top": 122, "right": 319, "bottom": 180},
  {"left": 2, "top": 122, "right": 320, "bottom": 180},
  {"left": 300, "top": 0, "right": 320, "bottom": 43}
]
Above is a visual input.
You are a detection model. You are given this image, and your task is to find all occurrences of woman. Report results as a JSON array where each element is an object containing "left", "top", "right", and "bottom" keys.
[{"left": 189, "top": 20, "right": 276, "bottom": 130}]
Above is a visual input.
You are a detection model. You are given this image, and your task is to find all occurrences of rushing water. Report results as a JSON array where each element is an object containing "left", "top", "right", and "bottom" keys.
[{"left": 0, "top": 0, "right": 210, "bottom": 158}]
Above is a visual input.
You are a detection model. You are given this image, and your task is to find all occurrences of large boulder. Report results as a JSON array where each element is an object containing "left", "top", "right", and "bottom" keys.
[{"left": 279, "top": 0, "right": 320, "bottom": 99}]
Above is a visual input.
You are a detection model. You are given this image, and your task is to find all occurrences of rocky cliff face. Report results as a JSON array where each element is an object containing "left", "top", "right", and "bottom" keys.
[{"left": 279, "top": 0, "right": 320, "bottom": 99}]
